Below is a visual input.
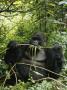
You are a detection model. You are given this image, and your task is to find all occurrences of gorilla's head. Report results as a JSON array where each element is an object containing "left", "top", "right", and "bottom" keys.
[{"left": 29, "top": 32, "right": 45, "bottom": 46}]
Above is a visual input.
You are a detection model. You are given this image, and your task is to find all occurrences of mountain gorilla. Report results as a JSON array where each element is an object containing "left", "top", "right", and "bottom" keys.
[{"left": 4, "top": 32, "right": 63, "bottom": 85}]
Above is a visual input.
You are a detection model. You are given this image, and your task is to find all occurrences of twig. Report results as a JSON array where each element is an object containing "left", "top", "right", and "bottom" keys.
[
  {"left": 2, "top": 63, "right": 16, "bottom": 87},
  {"left": 34, "top": 77, "right": 67, "bottom": 88},
  {"left": 11, "top": 67, "right": 18, "bottom": 85},
  {"left": 0, "top": 48, "right": 7, "bottom": 55}
]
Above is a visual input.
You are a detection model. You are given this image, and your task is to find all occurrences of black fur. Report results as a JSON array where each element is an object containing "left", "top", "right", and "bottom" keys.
[{"left": 4, "top": 32, "right": 64, "bottom": 85}]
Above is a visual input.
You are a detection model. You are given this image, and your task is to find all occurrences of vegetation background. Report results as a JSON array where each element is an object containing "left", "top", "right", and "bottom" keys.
[{"left": 0, "top": 0, "right": 67, "bottom": 90}]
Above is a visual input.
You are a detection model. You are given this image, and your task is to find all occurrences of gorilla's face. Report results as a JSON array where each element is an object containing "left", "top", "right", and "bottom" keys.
[
  {"left": 30, "top": 37, "right": 43, "bottom": 46},
  {"left": 30, "top": 32, "right": 45, "bottom": 46}
]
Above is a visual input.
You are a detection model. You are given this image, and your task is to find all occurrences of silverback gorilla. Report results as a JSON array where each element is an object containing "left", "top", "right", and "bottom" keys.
[{"left": 4, "top": 32, "right": 64, "bottom": 85}]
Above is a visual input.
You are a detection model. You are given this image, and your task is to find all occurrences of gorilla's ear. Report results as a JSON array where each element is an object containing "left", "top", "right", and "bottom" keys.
[{"left": 7, "top": 40, "right": 18, "bottom": 48}]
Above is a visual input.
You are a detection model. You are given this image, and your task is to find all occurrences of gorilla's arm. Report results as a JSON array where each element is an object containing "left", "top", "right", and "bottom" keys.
[
  {"left": 4, "top": 41, "right": 23, "bottom": 65},
  {"left": 45, "top": 45, "right": 64, "bottom": 78}
]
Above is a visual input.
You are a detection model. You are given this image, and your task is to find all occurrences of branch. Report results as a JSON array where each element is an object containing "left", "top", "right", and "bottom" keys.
[
  {"left": 0, "top": 8, "right": 35, "bottom": 13},
  {"left": 17, "top": 62, "right": 67, "bottom": 79}
]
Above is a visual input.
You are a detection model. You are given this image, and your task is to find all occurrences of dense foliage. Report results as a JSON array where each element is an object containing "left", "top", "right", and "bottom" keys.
[{"left": 0, "top": 0, "right": 67, "bottom": 90}]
